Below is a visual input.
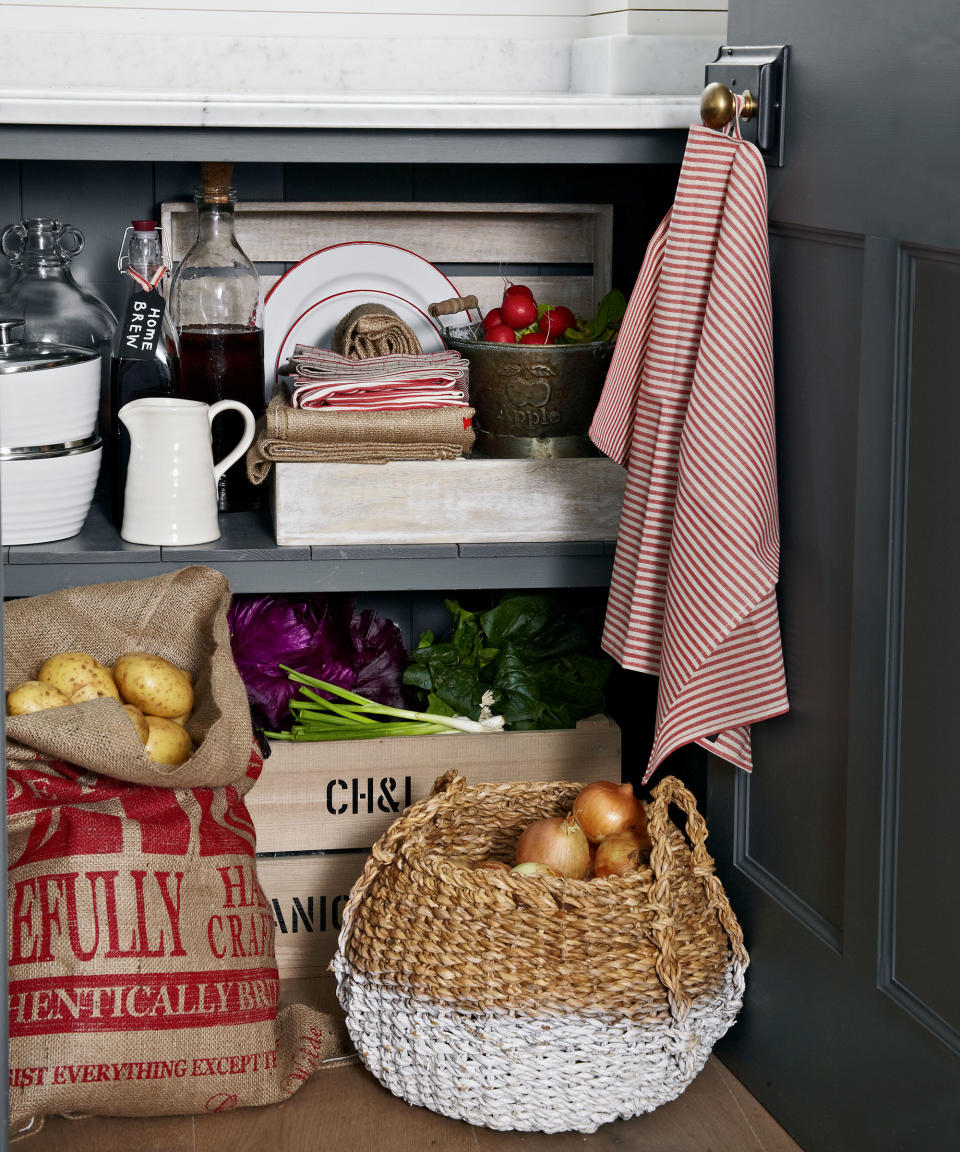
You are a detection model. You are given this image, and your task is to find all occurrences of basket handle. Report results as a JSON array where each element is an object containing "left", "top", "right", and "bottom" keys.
[
  {"left": 429, "top": 295, "right": 479, "bottom": 319},
  {"left": 644, "top": 775, "right": 749, "bottom": 1021},
  {"left": 335, "top": 770, "right": 468, "bottom": 958}
]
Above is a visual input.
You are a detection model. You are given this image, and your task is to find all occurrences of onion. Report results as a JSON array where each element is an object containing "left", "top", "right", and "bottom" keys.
[
  {"left": 515, "top": 814, "right": 591, "bottom": 879},
  {"left": 572, "top": 780, "right": 645, "bottom": 844},
  {"left": 510, "top": 862, "right": 562, "bottom": 878},
  {"left": 593, "top": 828, "right": 650, "bottom": 878}
]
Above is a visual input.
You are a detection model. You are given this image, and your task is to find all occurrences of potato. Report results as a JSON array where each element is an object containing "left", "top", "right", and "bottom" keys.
[
  {"left": 169, "top": 711, "right": 191, "bottom": 726},
  {"left": 7, "top": 681, "right": 70, "bottom": 716},
  {"left": 144, "top": 715, "right": 194, "bottom": 766},
  {"left": 38, "top": 651, "right": 105, "bottom": 698},
  {"left": 114, "top": 653, "right": 194, "bottom": 719},
  {"left": 67, "top": 665, "right": 121, "bottom": 703},
  {"left": 122, "top": 704, "right": 150, "bottom": 744}
]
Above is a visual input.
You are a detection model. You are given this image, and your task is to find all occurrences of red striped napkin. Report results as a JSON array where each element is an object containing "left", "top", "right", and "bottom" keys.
[
  {"left": 286, "top": 345, "right": 470, "bottom": 411},
  {"left": 590, "top": 117, "right": 789, "bottom": 782}
]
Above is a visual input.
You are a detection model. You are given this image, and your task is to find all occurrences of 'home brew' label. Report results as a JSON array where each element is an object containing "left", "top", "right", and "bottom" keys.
[{"left": 117, "top": 289, "right": 166, "bottom": 360}]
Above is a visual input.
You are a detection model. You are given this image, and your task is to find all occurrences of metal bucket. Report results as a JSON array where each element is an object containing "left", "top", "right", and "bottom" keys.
[{"left": 445, "top": 336, "right": 614, "bottom": 458}]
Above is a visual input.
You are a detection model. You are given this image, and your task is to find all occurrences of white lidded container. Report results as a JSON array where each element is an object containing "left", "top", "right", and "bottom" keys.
[
  {"left": 0, "top": 316, "right": 101, "bottom": 448},
  {"left": 0, "top": 436, "right": 102, "bottom": 545},
  {"left": 1, "top": 317, "right": 103, "bottom": 544}
]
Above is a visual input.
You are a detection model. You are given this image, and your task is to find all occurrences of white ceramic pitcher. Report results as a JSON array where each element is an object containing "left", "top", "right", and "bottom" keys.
[{"left": 119, "top": 397, "right": 256, "bottom": 545}]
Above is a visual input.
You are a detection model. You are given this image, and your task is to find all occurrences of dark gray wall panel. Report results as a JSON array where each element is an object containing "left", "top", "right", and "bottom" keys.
[
  {"left": 743, "top": 227, "right": 864, "bottom": 935},
  {"left": 893, "top": 253, "right": 960, "bottom": 1040},
  {"left": 19, "top": 160, "right": 154, "bottom": 318}
]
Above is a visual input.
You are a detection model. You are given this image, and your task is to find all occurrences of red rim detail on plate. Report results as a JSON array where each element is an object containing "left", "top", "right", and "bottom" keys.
[{"left": 264, "top": 241, "right": 462, "bottom": 306}]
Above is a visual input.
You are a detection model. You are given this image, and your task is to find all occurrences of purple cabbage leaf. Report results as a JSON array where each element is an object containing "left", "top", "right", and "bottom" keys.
[{"left": 227, "top": 594, "right": 408, "bottom": 730}]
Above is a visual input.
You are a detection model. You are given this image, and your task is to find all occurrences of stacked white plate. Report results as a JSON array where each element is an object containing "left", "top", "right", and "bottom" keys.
[
  {"left": 0, "top": 317, "right": 103, "bottom": 545},
  {"left": 262, "top": 241, "right": 475, "bottom": 391}
]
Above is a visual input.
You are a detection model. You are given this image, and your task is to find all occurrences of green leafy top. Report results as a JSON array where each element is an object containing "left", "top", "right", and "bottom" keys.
[
  {"left": 558, "top": 289, "right": 627, "bottom": 345},
  {"left": 402, "top": 592, "right": 614, "bottom": 730}
]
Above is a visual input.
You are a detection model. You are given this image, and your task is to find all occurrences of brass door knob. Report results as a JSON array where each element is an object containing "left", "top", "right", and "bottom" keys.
[{"left": 700, "top": 82, "right": 758, "bottom": 130}]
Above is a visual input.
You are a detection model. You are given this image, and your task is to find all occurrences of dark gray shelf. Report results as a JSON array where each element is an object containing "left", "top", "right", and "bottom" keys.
[
  {"left": 0, "top": 125, "right": 687, "bottom": 166},
  {"left": 1, "top": 503, "right": 614, "bottom": 596}
]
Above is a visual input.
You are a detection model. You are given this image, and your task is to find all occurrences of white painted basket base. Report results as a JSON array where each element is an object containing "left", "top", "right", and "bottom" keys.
[{"left": 333, "top": 954, "right": 745, "bottom": 1134}]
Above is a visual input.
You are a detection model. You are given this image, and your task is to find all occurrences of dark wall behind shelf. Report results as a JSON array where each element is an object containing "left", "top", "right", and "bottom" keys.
[{"left": 0, "top": 159, "right": 680, "bottom": 323}]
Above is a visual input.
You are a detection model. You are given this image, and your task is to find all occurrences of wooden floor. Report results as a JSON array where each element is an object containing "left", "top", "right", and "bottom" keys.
[{"left": 20, "top": 979, "right": 804, "bottom": 1152}]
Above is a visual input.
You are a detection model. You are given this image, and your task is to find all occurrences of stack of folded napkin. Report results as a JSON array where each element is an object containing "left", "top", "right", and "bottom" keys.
[
  {"left": 288, "top": 346, "right": 470, "bottom": 411},
  {"left": 245, "top": 345, "right": 475, "bottom": 484}
]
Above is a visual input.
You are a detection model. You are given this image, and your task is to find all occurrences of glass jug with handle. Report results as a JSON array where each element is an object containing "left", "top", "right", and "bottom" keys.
[{"left": 0, "top": 217, "right": 117, "bottom": 437}]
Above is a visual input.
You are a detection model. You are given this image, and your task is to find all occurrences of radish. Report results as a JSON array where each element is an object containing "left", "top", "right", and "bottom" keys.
[
  {"left": 503, "top": 282, "right": 535, "bottom": 301},
  {"left": 484, "top": 323, "right": 518, "bottom": 343},
  {"left": 500, "top": 293, "right": 538, "bottom": 330},
  {"left": 482, "top": 307, "right": 503, "bottom": 331},
  {"left": 519, "top": 331, "right": 553, "bottom": 345},
  {"left": 539, "top": 305, "right": 576, "bottom": 339}
]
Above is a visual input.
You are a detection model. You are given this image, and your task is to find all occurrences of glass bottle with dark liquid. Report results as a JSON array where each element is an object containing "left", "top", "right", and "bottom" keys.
[
  {"left": 109, "top": 219, "right": 179, "bottom": 525},
  {"left": 168, "top": 163, "right": 265, "bottom": 513}
]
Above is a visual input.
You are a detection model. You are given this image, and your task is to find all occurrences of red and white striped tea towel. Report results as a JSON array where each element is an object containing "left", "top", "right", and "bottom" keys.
[{"left": 589, "top": 111, "right": 789, "bottom": 782}]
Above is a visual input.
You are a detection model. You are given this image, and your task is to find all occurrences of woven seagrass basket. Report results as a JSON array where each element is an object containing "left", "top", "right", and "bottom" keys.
[{"left": 332, "top": 771, "right": 748, "bottom": 1134}]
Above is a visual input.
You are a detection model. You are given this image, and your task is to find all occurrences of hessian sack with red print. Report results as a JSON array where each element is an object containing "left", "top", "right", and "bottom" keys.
[{"left": 5, "top": 567, "right": 340, "bottom": 1134}]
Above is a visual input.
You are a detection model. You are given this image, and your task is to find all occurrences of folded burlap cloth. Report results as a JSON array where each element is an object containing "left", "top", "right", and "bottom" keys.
[
  {"left": 333, "top": 303, "right": 422, "bottom": 358},
  {"left": 246, "top": 394, "right": 476, "bottom": 483}
]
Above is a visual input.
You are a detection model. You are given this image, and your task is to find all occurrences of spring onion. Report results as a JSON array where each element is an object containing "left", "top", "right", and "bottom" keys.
[{"left": 263, "top": 666, "right": 505, "bottom": 742}]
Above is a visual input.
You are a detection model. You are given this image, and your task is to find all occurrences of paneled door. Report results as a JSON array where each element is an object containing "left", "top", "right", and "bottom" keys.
[{"left": 704, "top": 2, "right": 960, "bottom": 1149}]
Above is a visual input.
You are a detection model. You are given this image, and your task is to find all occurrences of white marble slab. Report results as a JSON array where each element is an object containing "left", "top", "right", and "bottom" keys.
[{"left": 0, "top": 31, "right": 710, "bottom": 131}]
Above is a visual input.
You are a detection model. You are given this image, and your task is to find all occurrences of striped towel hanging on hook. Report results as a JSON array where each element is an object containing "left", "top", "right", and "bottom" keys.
[{"left": 590, "top": 102, "right": 789, "bottom": 783}]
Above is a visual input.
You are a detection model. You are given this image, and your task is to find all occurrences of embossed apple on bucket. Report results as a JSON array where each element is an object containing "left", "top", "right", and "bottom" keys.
[{"left": 445, "top": 284, "right": 626, "bottom": 458}]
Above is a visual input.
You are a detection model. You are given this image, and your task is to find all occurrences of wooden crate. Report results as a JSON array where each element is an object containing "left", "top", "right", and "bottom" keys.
[
  {"left": 272, "top": 456, "right": 625, "bottom": 545},
  {"left": 253, "top": 715, "right": 621, "bottom": 979},
  {"left": 159, "top": 200, "right": 614, "bottom": 322},
  {"left": 258, "top": 851, "right": 367, "bottom": 979},
  {"left": 249, "top": 714, "right": 621, "bottom": 853}
]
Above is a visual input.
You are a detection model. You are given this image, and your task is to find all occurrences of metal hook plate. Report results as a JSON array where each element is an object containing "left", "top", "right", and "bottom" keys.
[{"left": 705, "top": 45, "right": 789, "bottom": 167}]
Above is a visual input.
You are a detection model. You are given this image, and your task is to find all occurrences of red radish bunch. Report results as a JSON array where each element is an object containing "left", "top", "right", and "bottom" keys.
[{"left": 481, "top": 283, "right": 577, "bottom": 345}]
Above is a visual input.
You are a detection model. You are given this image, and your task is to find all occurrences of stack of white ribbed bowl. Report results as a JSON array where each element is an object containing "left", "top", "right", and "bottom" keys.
[{"left": 0, "top": 317, "right": 103, "bottom": 545}]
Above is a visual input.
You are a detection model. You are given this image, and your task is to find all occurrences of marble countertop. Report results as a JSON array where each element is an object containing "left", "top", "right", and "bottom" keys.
[
  {"left": 0, "top": 29, "right": 712, "bottom": 133},
  {"left": 0, "top": 88, "right": 699, "bottom": 131}
]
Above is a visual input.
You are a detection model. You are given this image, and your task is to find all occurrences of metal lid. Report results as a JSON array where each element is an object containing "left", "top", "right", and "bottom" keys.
[
  {"left": 0, "top": 318, "right": 99, "bottom": 374},
  {"left": 0, "top": 434, "right": 102, "bottom": 460}
]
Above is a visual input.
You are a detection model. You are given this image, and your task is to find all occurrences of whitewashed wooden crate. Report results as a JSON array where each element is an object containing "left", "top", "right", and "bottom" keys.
[
  {"left": 159, "top": 199, "right": 614, "bottom": 324},
  {"left": 272, "top": 456, "right": 625, "bottom": 545},
  {"left": 249, "top": 714, "right": 621, "bottom": 853}
]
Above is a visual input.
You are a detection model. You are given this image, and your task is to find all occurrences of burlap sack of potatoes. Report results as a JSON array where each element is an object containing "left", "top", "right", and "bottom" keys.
[
  {"left": 4, "top": 564, "right": 250, "bottom": 787},
  {"left": 4, "top": 565, "right": 349, "bottom": 1136}
]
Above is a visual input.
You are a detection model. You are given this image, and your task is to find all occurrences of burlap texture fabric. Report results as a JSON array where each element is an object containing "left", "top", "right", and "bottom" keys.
[
  {"left": 246, "top": 395, "right": 475, "bottom": 483},
  {"left": 331, "top": 303, "right": 422, "bottom": 358},
  {"left": 333, "top": 772, "right": 748, "bottom": 1133},
  {"left": 4, "top": 567, "right": 251, "bottom": 789},
  {"left": 5, "top": 567, "right": 348, "bottom": 1134}
]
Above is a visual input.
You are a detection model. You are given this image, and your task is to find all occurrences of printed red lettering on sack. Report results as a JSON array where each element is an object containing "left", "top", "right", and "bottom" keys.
[
  {"left": 194, "top": 787, "right": 256, "bottom": 858},
  {"left": 9, "top": 869, "right": 187, "bottom": 966},
  {"left": 9, "top": 968, "right": 279, "bottom": 1036},
  {"left": 280, "top": 1026, "right": 327, "bottom": 1096}
]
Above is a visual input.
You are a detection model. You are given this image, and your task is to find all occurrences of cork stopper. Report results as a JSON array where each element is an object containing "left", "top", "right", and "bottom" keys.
[{"left": 200, "top": 162, "right": 235, "bottom": 203}]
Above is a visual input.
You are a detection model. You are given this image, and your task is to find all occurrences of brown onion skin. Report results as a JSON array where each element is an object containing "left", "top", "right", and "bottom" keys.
[
  {"left": 515, "top": 815, "right": 591, "bottom": 879},
  {"left": 573, "top": 781, "right": 647, "bottom": 845},
  {"left": 593, "top": 828, "right": 650, "bottom": 878}
]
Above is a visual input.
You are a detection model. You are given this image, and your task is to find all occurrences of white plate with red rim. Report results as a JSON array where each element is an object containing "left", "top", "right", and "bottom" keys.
[
  {"left": 274, "top": 289, "right": 448, "bottom": 382},
  {"left": 263, "top": 241, "right": 470, "bottom": 387}
]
